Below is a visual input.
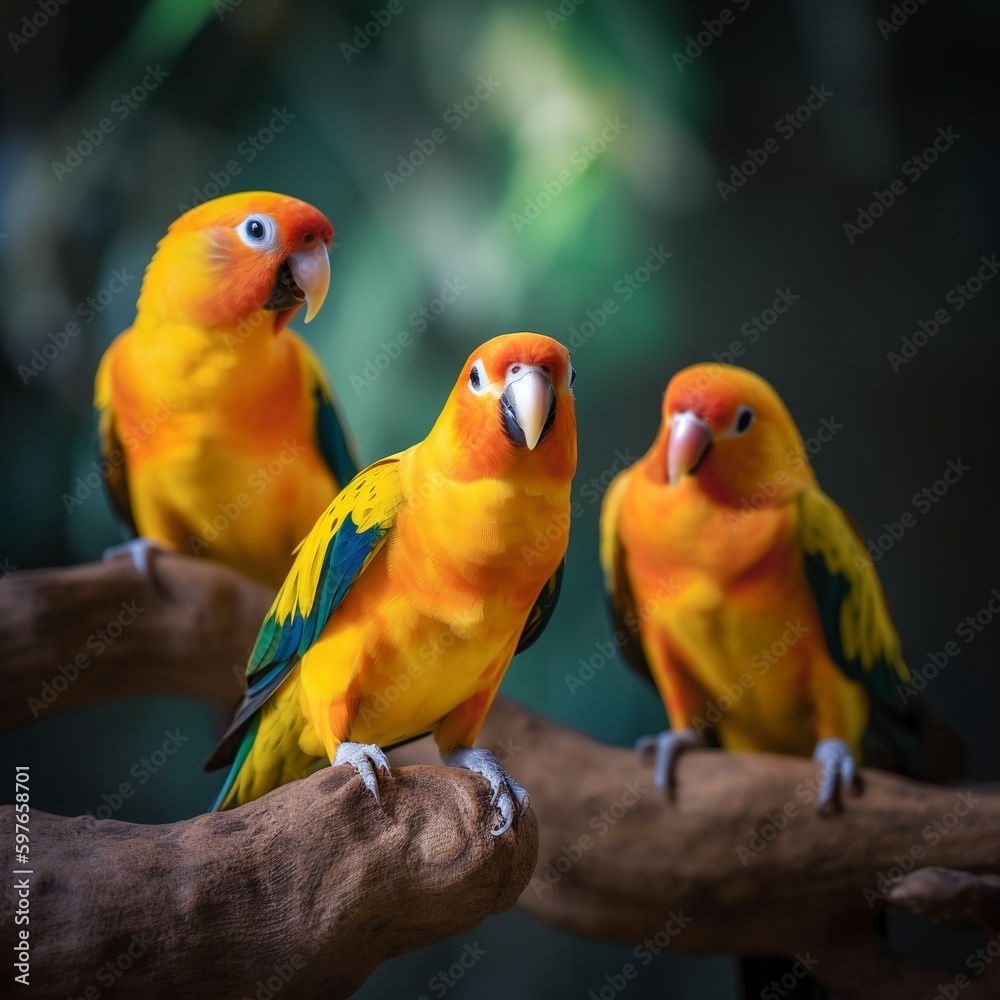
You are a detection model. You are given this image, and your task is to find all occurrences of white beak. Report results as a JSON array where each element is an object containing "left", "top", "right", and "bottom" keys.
[
  {"left": 505, "top": 366, "right": 553, "bottom": 451},
  {"left": 286, "top": 242, "right": 331, "bottom": 323}
]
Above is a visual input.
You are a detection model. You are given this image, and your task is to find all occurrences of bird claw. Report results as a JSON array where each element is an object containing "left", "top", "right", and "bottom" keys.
[
  {"left": 635, "top": 728, "right": 701, "bottom": 795},
  {"left": 333, "top": 741, "right": 391, "bottom": 803},
  {"left": 441, "top": 746, "right": 529, "bottom": 836},
  {"left": 102, "top": 537, "right": 164, "bottom": 579},
  {"left": 812, "top": 737, "right": 859, "bottom": 813}
]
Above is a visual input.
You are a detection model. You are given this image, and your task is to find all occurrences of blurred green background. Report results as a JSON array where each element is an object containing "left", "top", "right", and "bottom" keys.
[{"left": 1, "top": 0, "right": 997, "bottom": 996}]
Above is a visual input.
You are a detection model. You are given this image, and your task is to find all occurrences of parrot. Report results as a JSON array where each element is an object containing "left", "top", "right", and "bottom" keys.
[
  {"left": 93, "top": 191, "right": 357, "bottom": 589},
  {"left": 206, "top": 333, "right": 577, "bottom": 833},
  {"left": 600, "top": 363, "right": 966, "bottom": 811}
]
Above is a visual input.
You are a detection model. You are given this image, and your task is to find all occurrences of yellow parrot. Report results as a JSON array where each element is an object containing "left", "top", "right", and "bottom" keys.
[
  {"left": 207, "top": 333, "right": 577, "bottom": 833},
  {"left": 601, "top": 363, "right": 964, "bottom": 808},
  {"left": 94, "top": 191, "right": 357, "bottom": 589}
]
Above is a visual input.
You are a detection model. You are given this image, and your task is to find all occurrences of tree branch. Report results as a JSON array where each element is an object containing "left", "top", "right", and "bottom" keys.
[
  {"left": 5, "top": 764, "right": 537, "bottom": 999},
  {"left": 1, "top": 553, "right": 272, "bottom": 728},
  {"left": 5, "top": 554, "right": 999, "bottom": 999},
  {"left": 393, "top": 700, "right": 1000, "bottom": 999}
]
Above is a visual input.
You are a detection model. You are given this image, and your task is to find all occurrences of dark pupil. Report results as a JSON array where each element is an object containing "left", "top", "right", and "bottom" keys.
[
  {"left": 247, "top": 220, "right": 264, "bottom": 239},
  {"left": 470, "top": 367, "right": 480, "bottom": 388},
  {"left": 737, "top": 409, "right": 752, "bottom": 431},
  {"left": 570, "top": 366, "right": 577, "bottom": 386}
]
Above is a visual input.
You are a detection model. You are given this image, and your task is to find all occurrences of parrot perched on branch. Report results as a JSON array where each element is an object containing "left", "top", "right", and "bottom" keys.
[
  {"left": 600, "top": 363, "right": 965, "bottom": 810},
  {"left": 206, "top": 333, "right": 577, "bottom": 833},
  {"left": 93, "top": 191, "right": 357, "bottom": 589}
]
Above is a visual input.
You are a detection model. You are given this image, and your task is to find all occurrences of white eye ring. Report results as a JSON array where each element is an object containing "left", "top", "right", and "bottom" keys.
[
  {"left": 468, "top": 359, "right": 490, "bottom": 394},
  {"left": 235, "top": 214, "right": 279, "bottom": 251},
  {"left": 568, "top": 364, "right": 577, "bottom": 390}
]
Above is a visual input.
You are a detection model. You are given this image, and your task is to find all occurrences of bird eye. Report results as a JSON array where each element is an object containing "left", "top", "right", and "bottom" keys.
[
  {"left": 734, "top": 405, "right": 755, "bottom": 434},
  {"left": 468, "top": 359, "right": 488, "bottom": 394},
  {"left": 569, "top": 365, "right": 577, "bottom": 388},
  {"left": 235, "top": 214, "right": 278, "bottom": 250}
]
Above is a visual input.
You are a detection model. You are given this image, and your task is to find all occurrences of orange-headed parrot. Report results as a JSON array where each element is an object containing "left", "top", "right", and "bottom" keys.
[
  {"left": 600, "top": 363, "right": 964, "bottom": 808},
  {"left": 207, "top": 333, "right": 577, "bottom": 832},
  {"left": 93, "top": 191, "right": 357, "bottom": 589}
]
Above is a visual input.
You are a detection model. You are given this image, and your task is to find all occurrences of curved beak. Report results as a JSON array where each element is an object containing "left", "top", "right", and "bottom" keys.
[
  {"left": 502, "top": 366, "right": 554, "bottom": 450},
  {"left": 667, "top": 411, "right": 713, "bottom": 486},
  {"left": 286, "top": 242, "right": 331, "bottom": 323}
]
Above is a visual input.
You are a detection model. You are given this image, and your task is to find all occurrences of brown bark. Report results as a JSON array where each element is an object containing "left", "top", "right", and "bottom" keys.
[
  {"left": 391, "top": 701, "right": 1000, "bottom": 999},
  {"left": 1, "top": 552, "right": 271, "bottom": 728},
  {"left": 4, "top": 554, "right": 999, "bottom": 999},
  {"left": 4, "top": 765, "right": 537, "bottom": 999}
]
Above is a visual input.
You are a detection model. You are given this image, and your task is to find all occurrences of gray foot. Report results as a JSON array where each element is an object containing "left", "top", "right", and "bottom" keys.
[
  {"left": 441, "top": 746, "right": 529, "bottom": 836},
  {"left": 812, "top": 737, "right": 858, "bottom": 811},
  {"left": 103, "top": 537, "right": 163, "bottom": 577},
  {"left": 333, "top": 741, "right": 391, "bottom": 803},
  {"left": 635, "top": 728, "right": 701, "bottom": 794}
]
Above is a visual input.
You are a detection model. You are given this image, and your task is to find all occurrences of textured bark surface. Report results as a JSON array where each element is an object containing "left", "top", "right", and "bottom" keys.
[
  {"left": 393, "top": 700, "right": 1000, "bottom": 999},
  {"left": 3, "top": 765, "right": 538, "bottom": 999},
  {"left": 4, "top": 554, "right": 999, "bottom": 999},
  {"left": 2, "top": 552, "right": 271, "bottom": 728}
]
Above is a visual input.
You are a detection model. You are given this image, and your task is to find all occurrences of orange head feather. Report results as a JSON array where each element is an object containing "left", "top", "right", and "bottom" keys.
[
  {"left": 426, "top": 333, "right": 578, "bottom": 486},
  {"left": 134, "top": 191, "right": 333, "bottom": 332},
  {"left": 642, "top": 363, "right": 813, "bottom": 507}
]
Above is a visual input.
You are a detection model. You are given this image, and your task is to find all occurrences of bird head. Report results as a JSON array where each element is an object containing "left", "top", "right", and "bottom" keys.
[
  {"left": 434, "top": 333, "right": 578, "bottom": 485},
  {"left": 649, "top": 363, "right": 813, "bottom": 506},
  {"left": 136, "top": 191, "right": 333, "bottom": 333}
]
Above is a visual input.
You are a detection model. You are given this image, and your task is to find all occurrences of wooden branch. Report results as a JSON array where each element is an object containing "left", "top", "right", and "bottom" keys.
[
  {"left": 4, "top": 764, "right": 537, "bottom": 999},
  {"left": 1, "top": 553, "right": 272, "bottom": 728},
  {"left": 392, "top": 701, "right": 1000, "bottom": 999},
  {"left": 6, "top": 555, "right": 999, "bottom": 999}
]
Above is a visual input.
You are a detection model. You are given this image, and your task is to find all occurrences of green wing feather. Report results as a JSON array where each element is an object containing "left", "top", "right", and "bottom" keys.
[
  {"left": 206, "top": 457, "right": 403, "bottom": 776},
  {"left": 796, "top": 486, "right": 966, "bottom": 778}
]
